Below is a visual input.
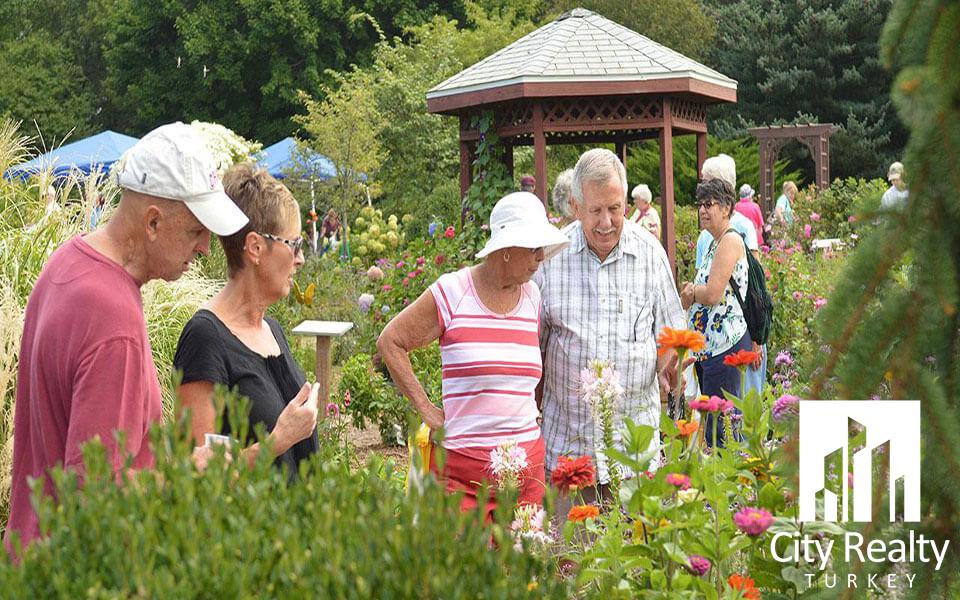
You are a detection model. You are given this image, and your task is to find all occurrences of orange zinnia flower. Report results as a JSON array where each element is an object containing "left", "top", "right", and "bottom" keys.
[
  {"left": 656, "top": 327, "right": 706, "bottom": 356},
  {"left": 567, "top": 504, "right": 600, "bottom": 522},
  {"left": 551, "top": 455, "right": 596, "bottom": 494},
  {"left": 723, "top": 349, "right": 761, "bottom": 368},
  {"left": 728, "top": 574, "right": 761, "bottom": 599},
  {"left": 675, "top": 419, "right": 698, "bottom": 437}
]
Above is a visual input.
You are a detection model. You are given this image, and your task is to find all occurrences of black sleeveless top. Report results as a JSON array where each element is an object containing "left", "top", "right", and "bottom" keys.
[{"left": 173, "top": 309, "right": 318, "bottom": 481}]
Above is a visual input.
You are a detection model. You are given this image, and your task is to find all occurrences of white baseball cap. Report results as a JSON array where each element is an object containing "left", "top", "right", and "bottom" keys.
[
  {"left": 887, "top": 161, "right": 904, "bottom": 182},
  {"left": 117, "top": 122, "right": 248, "bottom": 236},
  {"left": 476, "top": 192, "right": 570, "bottom": 261}
]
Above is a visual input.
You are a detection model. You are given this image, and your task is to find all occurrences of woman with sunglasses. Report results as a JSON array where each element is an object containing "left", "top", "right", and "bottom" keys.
[
  {"left": 679, "top": 178, "right": 751, "bottom": 447},
  {"left": 173, "top": 164, "right": 319, "bottom": 480}
]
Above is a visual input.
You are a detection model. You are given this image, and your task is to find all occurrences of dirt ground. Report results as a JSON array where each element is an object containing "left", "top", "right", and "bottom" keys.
[{"left": 346, "top": 421, "right": 409, "bottom": 469}]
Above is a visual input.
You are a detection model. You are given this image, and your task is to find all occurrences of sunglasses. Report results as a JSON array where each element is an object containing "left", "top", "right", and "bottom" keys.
[
  {"left": 259, "top": 231, "right": 304, "bottom": 255},
  {"left": 696, "top": 200, "right": 720, "bottom": 209}
]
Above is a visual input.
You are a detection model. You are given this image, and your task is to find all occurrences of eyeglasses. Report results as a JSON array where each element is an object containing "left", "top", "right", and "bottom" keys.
[
  {"left": 696, "top": 200, "right": 720, "bottom": 209},
  {"left": 259, "top": 231, "right": 304, "bottom": 255}
]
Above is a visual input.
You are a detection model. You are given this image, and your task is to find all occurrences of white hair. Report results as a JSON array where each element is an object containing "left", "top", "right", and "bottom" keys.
[
  {"left": 552, "top": 168, "right": 576, "bottom": 218},
  {"left": 571, "top": 148, "right": 627, "bottom": 204},
  {"left": 700, "top": 154, "right": 736, "bottom": 193},
  {"left": 631, "top": 184, "right": 652, "bottom": 203}
]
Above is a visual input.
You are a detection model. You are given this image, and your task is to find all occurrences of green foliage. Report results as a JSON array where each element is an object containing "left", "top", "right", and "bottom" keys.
[
  {"left": 337, "top": 353, "right": 409, "bottom": 445},
  {"left": 625, "top": 136, "right": 802, "bottom": 207},
  {"left": 704, "top": 0, "right": 907, "bottom": 180},
  {"left": 802, "top": 0, "right": 960, "bottom": 593},
  {"left": 0, "top": 421, "right": 569, "bottom": 598},
  {"left": 546, "top": 0, "right": 717, "bottom": 61},
  {"left": 343, "top": 205, "right": 406, "bottom": 266},
  {"left": 0, "top": 32, "right": 96, "bottom": 142},
  {"left": 461, "top": 111, "right": 516, "bottom": 251},
  {"left": 296, "top": 79, "right": 384, "bottom": 219}
]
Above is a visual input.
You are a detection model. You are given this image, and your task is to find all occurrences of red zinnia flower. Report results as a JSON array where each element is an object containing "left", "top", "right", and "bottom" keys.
[
  {"left": 723, "top": 350, "right": 760, "bottom": 368},
  {"left": 550, "top": 455, "right": 596, "bottom": 493},
  {"left": 728, "top": 574, "right": 760, "bottom": 599}
]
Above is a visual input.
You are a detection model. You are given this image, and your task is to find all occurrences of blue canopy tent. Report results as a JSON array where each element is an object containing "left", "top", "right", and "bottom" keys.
[
  {"left": 5, "top": 130, "right": 139, "bottom": 180},
  {"left": 258, "top": 137, "right": 337, "bottom": 181}
]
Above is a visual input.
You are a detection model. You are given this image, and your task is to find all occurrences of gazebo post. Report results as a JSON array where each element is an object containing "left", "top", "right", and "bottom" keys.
[
  {"left": 615, "top": 140, "right": 628, "bottom": 174},
  {"left": 532, "top": 100, "right": 548, "bottom": 206},
  {"left": 658, "top": 99, "right": 677, "bottom": 275},
  {"left": 503, "top": 142, "right": 514, "bottom": 179},
  {"left": 459, "top": 138, "right": 473, "bottom": 200},
  {"left": 696, "top": 132, "right": 708, "bottom": 176}
]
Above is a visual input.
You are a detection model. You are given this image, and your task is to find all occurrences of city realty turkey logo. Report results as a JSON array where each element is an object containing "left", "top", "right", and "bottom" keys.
[
  {"left": 772, "top": 401, "right": 949, "bottom": 590},
  {"left": 799, "top": 400, "right": 920, "bottom": 523}
]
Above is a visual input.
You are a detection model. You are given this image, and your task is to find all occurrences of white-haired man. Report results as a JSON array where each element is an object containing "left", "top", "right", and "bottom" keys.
[
  {"left": 4, "top": 123, "right": 248, "bottom": 556},
  {"left": 535, "top": 148, "right": 685, "bottom": 505}
]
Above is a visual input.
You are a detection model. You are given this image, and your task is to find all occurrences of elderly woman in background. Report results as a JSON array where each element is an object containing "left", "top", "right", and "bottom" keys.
[
  {"left": 174, "top": 164, "right": 320, "bottom": 480},
  {"left": 680, "top": 178, "right": 752, "bottom": 447},
  {"left": 551, "top": 168, "right": 576, "bottom": 228},
  {"left": 378, "top": 192, "right": 569, "bottom": 518},
  {"left": 774, "top": 181, "right": 797, "bottom": 226},
  {"left": 627, "top": 183, "right": 660, "bottom": 240}
]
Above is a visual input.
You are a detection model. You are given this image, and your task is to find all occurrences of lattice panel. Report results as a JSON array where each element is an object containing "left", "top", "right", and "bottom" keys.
[
  {"left": 671, "top": 98, "right": 706, "bottom": 124},
  {"left": 542, "top": 97, "right": 662, "bottom": 126},
  {"left": 495, "top": 103, "right": 534, "bottom": 130}
]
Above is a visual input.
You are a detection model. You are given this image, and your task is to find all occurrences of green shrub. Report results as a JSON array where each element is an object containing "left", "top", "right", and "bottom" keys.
[{"left": 0, "top": 423, "right": 568, "bottom": 599}]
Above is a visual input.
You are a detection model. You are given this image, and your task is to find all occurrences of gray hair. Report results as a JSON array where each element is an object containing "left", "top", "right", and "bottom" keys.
[
  {"left": 571, "top": 148, "right": 627, "bottom": 204},
  {"left": 700, "top": 154, "right": 736, "bottom": 192},
  {"left": 631, "top": 183, "right": 652, "bottom": 203},
  {"left": 551, "top": 169, "right": 575, "bottom": 218}
]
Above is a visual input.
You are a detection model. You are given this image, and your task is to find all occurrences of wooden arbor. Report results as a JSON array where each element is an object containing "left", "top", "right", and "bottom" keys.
[
  {"left": 426, "top": 8, "right": 737, "bottom": 271},
  {"left": 748, "top": 124, "right": 838, "bottom": 212}
]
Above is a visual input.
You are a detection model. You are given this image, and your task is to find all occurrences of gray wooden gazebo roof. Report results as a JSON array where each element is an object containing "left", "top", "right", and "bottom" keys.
[
  {"left": 427, "top": 8, "right": 738, "bottom": 273},
  {"left": 428, "top": 8, "right": 737, "bottom": 112}
]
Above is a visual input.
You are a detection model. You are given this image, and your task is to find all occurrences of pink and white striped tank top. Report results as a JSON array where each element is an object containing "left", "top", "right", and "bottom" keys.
[{"left": 429, "top": 267, "right": 542, "bottom": 454}]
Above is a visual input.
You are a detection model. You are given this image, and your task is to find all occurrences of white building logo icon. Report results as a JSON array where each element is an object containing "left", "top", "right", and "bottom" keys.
[{"left": 799, "top": 401, "right": 920, "bottom": 522}]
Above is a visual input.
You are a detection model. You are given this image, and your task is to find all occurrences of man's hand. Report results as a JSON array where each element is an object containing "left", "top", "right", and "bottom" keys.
[{"left": 657, "top": 352, "right": 679, "bottom": 392}]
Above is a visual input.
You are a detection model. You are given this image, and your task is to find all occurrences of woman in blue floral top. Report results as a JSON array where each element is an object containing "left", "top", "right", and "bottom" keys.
[{"left": 680, "top": 178, "right": 752, "bottom": 446}]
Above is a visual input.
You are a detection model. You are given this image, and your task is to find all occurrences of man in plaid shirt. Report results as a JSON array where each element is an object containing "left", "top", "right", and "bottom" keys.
[{"left": 535, "top": 148, "right": 685, "bottom": 502}]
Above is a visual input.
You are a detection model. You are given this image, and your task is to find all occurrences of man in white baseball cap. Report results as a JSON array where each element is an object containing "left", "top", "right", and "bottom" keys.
[{"left": 4, "top": 122, "right": 247, "bottom": 557}]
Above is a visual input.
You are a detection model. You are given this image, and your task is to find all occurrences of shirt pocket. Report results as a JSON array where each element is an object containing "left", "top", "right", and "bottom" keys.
[{"left": 619, "top": 292, "right": 652, "bottom": 343}]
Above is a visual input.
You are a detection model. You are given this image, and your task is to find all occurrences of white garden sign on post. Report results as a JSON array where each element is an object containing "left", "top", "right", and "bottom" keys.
[{"left": 292, "top": 320, "right": 353, "bottom": 403}]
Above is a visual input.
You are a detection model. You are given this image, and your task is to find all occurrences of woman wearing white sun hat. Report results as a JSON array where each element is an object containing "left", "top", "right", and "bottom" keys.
[{"left": 378, "top": 192, "right": 569, "bottom": 519}]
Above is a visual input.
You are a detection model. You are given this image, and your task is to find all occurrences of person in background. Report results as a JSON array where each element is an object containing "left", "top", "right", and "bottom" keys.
[
  {"left": 377, "top": 192, "right": 569, "bottom": 521},
  {"left": 320, "top": 208, "right": 340, "bottom": 241},
  {"left": 881, "top": 161, "right": 908, "bottom": 210},
  {"left": 774, "top": 181, "right": 797, "bottom": 226},
  {"left": 519, "top": 174, "right": 536, "bottom": 193},
  {"left": 174, "top": 164, "right": 320, "bottom": 482},
  {"left": 735, "top": 184, "right": 765, "bottom": 247},
  {"left": 551, "top": 168, "right": 576, "bottom": 229},
  {"left": 88, "top": 193, "right": 107, "bottom": 230},
  {"left": 627, "top": 183, "right": 661, "bottom": 240},
  {"left": 4, "top": 122, "right": 248, "bottom": 556}
]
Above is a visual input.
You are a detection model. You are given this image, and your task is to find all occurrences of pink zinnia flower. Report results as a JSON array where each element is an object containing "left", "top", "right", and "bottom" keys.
[
  {"left": 688, "top": 555, "right": 711, "bottom": 576},
  {"left": 792, "top": 291, "right": 804, "bottom": 301},
  {"left": 689, "top": 395, "right": 733, "bottom": 413},
  {"left": 402, "top": 277, "right": 410, "bottom": 286},
  {"left": 804, "top": 224, "right": 812, "bottom": 238},
  {"left": 395, "top": 261, "right": 405, "bottom": 268},
  {"left": 814, "top": 296, "right": 828, "bottom": 310},
  {"left": 416, "top": 256, "right": 426, "bottom": 265},
  {"left": 809, "top": 212, "right": 821, "bottom": 222},
  {"left": 666, "top": 473, "right": 691, "bottom": 490},
  {"left": 325, "top": 402, "right": 340, "bottom": 418},
  {"left": 382, "top": 284, "right": 392, "bottom": 292},
  {"left": 734, "top": 507, "right": 774, "bottom": 536}
]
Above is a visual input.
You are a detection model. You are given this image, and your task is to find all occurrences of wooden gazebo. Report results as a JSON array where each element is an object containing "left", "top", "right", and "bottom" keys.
[{"left": 426, "top": 8, "right": 737, "bottom": 269}]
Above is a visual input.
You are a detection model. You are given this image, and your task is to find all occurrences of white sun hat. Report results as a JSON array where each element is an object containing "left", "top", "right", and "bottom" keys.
[
  {"left": 117, "top": 122, "right": 248, "bottom": 236},
  {"left": 475, "top": 192, "right": 570, "bottom": 261}
]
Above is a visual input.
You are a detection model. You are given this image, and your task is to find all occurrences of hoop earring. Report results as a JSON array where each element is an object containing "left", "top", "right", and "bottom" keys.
[{"left": 503, "top": 251, "right": 511, "bottom": 263}]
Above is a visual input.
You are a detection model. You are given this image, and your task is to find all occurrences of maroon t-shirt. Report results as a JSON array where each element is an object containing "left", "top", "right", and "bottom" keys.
[{"left": 3, "top": 236, "right": 162, "bottom": 555}]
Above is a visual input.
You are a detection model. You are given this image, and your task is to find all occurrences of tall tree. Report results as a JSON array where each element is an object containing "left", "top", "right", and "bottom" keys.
[
  {"left": 704, "top": 0, "right": 907, "bottom": 180},
  {"left": 0, "top": 32, "right": 96, "bottom": 142}
]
